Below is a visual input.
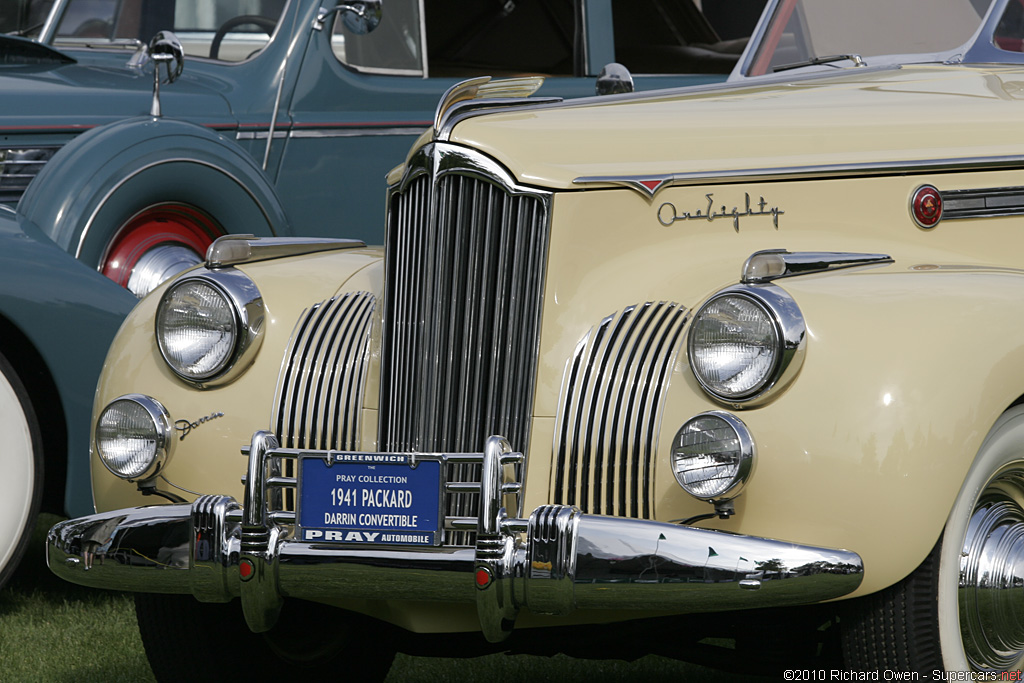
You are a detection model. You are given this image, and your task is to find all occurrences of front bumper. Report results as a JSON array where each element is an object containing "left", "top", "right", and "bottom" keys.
[{"left": 48, "top": 432, "right": 863, "bottom": 641}]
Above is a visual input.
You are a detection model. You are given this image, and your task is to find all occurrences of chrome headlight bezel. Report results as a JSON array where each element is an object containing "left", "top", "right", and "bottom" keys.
[
  {"left": 95, "top": 394, "right": 172, "bottom": 481},
  {"left": 155, "top": 268, "right": 265, "bottom": 388},
  {"left": 687, "top": 283, "right": 806, "bottom": 407}
]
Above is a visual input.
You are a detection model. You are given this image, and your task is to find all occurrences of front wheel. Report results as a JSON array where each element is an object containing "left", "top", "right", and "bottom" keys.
[
  {"left": 135, "top": 594, "right": 397, "bottom": 682},
  {"left": 0, "top": 351, "right": 43, "bottom": 590},
  {"left": 842, "top": 405, "right": 1024, "bottom": 672}
]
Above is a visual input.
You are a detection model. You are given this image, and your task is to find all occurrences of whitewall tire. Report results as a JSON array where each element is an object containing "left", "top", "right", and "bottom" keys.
[
  {"left": 0, "top": 351, "right": 42, "bottom": 589},
  {"left": 938, "top": 405, "right": 1024, "bottom": 671}
]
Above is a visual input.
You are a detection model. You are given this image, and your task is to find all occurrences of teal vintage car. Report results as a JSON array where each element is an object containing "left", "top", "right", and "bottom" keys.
[
  {"left": 0, "top": 205, "right": 134, "bottom": 589},
  {"left": 4, "top": 0, "right": 765, "bottom": 297}
]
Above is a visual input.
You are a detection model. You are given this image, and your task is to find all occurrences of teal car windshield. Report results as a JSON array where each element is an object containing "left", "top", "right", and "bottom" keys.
[{"left": 51, "top": 0, "right": 287, "bottom": 62}]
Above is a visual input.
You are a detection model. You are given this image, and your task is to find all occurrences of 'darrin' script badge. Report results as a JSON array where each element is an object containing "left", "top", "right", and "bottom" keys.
[
  {"left": 658, "top": 193, "right": 784, "bottom": 231},
  {"left": 175, "top": 411, "right": 225, "bottom": 441}
]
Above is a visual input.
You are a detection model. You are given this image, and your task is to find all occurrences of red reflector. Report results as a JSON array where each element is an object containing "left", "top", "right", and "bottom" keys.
[
  {"left": 239, "top": 559, "right": 254, "bottom": 580},
  {"left": 911, "top": 185, "right": 943, "bottom": 228},
  {"left": 475, "top": 568, "right": 492, "bottom": 588}
]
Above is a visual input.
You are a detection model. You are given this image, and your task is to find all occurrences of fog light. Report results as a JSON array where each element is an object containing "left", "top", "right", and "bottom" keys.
[
  {"left": 671, "top": 411, "right": 754, "bottom": 501},
  {"left": 95, "top": 394, "right": 171, "bottom": 480}
]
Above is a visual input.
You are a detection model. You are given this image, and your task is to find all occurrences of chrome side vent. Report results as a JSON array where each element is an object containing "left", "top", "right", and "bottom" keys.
[
  {"left": 0, "top": 147, "right": 60, "bottom": 203},
  {"left": 552, "top": 302, "right": 689, "bottom": 519},
  {"left": 272, "top": 291, "right": 375, "bottom": 452}
]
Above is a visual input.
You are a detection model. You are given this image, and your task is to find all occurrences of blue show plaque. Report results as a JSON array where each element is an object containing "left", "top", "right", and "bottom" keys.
[{"left": 297, "top": 453, "right": 442, "bottom": 546}]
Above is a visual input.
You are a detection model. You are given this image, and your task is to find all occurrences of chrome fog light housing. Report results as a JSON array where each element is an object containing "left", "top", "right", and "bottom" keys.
[
  {"left": 155, "top": 269, "right": 264, "bottom": 387},
  {"left": 688, "top": 284, "right": 805, "bottom": 406},
  {"left": 671, "top": 411, "right": 754, "bottom": 501},
  {"left": 95, "top": 394, "right": 171, "bottom": 480}
]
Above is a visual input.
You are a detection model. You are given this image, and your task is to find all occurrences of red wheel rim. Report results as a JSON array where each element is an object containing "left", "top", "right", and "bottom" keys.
[{"left": 101, "top": 204, "right": 224, "bottom": 288}]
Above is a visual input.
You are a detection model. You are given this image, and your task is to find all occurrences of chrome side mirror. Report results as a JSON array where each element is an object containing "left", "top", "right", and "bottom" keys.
[
  {"left": 313, "top": 0, "right": 383, "bottom": 34},
  {"left": 596, "top": 62, "right": 633, "bottom": 96},
  {"left": 148, "top": 31, "right": 184, "bottom": 117}
]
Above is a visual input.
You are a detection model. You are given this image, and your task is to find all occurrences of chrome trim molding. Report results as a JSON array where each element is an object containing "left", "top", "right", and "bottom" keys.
[
  {"left": 741, "top": 250, "right": 894, "bottom": 284},
  {"left": 205, "top": 234, "right": 365, "bottom": 268},
  {"left": 552, "top": 302, "right": 688, "bottom": 519},
  {"left": 940, "top": 185, "right": 1024, "bottom": 221},
  {"left": 48, "top": 432, "right": 863, "bottom": 640},
  {"left": 236, "top": 128, "right": 428, "bottom": 141},
  {"left": 156, "top": 268, "right": 265, "bottom": 388},
  {"left": 574, "top": 154, "right": 1024, "bottom": 199},
  {"left": 290, "top": 127, "right": 426, "bottom": 138},
  {"left": 688, "top": 284, "right": 807, "bottom": 407}
]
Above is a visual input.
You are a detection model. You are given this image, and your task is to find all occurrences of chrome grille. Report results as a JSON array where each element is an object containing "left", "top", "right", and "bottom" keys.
[
  {"left": 273, "top": 291, "right": 375, "bottom": 452},
  {"left": 0, "top": 147, "right": 60, "bottom": 203},
  {"left": 552, "top": 302, "right": 688, "bottom": 518},
  {"left": 380, "top": 143, "right": 550, "bottom": 544}
]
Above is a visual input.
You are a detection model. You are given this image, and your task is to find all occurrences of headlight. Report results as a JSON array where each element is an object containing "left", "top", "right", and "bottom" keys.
[
  {"left": 155, "top": 269, "right": 264, "bottom": 387},
  {"left": 688, "top": 284, "right": 805, "bottom": 406},
  {"left": 671, "top": 411, "right": 754, "bottom": 501},
  {"left": 95, "top": 395, "right": 171, "bottom": 480}
]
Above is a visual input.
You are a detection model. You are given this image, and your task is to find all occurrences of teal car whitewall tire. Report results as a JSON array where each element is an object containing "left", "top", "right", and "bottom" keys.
[{"left": 0, "top": 350, "right": 42, "bottom": 589}]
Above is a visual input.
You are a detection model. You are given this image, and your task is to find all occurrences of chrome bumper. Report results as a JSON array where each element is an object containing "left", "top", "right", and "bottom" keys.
[{"left": 48, "top": 433, "right": 863, "bottom": 642}]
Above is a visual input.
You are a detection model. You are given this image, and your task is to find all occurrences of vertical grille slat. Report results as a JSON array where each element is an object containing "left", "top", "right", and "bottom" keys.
[
  {"left": 552, "top": 302, "right": 688, "bottom": 519},
  {"left": 381, "top": 144, "right": 551, "bottom": 545},
  {"left": 272, "top": 292, "right": 375, "bottom": 453}
]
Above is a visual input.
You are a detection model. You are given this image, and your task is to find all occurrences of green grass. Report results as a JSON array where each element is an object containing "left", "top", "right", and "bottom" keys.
[{"left": 2, "top": 515, "right": 778, "bottom": 682}]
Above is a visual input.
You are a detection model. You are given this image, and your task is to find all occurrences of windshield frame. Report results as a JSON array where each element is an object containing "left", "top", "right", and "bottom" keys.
[{"left": 731, "top": 0, "right": 1023, "bottom": 79}]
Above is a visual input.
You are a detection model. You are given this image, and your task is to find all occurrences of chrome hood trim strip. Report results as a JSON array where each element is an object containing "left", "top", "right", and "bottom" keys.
[{"left": 574, "top": 154, "right": 1024, "bottom": 199}]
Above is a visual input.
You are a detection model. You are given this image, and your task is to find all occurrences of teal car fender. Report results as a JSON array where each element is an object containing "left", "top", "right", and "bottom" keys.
[
  {"left": 0, "top": 206, "right": 133, "bottom": 586},
  {"left": 17, "top": 116, "right": 291, "bottom": 277}
]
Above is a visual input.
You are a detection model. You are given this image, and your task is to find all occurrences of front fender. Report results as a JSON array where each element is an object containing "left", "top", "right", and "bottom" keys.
[
  {"left": 17, "top": 117, "right": 291, "bottom": 267},
  {"left": 91, "top": 247, "right": 384, "bottom": 513},
  {"left": 658, "top": 264, "right": 1024, "bottom": 596}
]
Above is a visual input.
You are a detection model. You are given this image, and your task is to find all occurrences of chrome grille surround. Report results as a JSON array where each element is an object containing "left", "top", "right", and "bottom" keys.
[
  {"left": 272, "top": 291, "right": 376, "bottom": 452},
  {"left": 0, "top": 147, "right": 61, "bottom": 204},
  {"left": 552, "top": 302, "right": 689, "bottom": 518},
  {"left": 381, "top": 143, "right": 551, "bottom": 544}
]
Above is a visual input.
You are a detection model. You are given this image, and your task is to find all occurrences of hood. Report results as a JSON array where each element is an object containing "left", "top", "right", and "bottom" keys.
[
  {"left": 447, "top": 65, "right": 1024, "bottom": 190},
  {"left": 0, "top": 44, "right": 235, "bottom": 131}
]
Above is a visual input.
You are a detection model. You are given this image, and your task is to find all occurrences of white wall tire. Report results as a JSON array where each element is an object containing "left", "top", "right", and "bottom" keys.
[
  {"left": 938, "top": 405, "right": 1024, "bottom": 671},
  {"left": 0, "top": 351, "right": 42, "bottom": 589}
]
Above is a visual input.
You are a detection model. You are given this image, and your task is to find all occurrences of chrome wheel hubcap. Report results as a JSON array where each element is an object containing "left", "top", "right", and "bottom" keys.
[{"left": 960, "top": 466, "right": 1024, "bottom": 670}]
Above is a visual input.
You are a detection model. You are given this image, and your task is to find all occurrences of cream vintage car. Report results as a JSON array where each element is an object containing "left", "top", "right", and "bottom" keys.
[{"left": 47, "top": 0, "right": 1024, "bottom": 677}]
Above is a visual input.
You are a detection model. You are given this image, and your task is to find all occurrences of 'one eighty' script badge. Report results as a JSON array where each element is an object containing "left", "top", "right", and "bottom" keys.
[{"left": 658, "top": 193, "right": 784, "bottom": 231}]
